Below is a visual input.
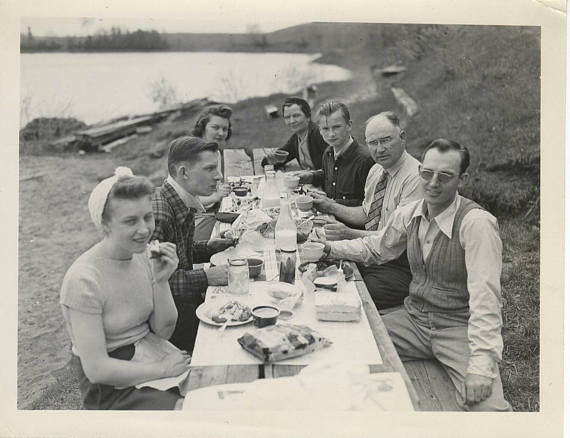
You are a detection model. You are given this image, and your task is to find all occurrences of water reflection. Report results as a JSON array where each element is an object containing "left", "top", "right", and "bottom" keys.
[{"left": 20, "top": 52, "right": 352, "bottom": 126}]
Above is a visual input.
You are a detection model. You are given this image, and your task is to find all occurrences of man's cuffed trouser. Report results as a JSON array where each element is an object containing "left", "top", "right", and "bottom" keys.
[{"left": 383, "top": 307, "right": 512, "bottom": 411}]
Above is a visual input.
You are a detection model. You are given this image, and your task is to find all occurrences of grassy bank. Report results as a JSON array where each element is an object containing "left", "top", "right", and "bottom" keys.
[{"left": 19, "top": 25, "right": 539, "bottom": 411}]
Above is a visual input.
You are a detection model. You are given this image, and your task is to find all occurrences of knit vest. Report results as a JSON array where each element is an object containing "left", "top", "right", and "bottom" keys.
[{"left": 406, "top": 197, "right": 484, "bottom": 313}]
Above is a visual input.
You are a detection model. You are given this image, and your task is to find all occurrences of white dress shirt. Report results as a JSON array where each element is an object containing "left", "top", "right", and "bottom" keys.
[
  {"left": 330, "top": 195, "right": 504, "bottom": 378},
  {"left": 362, "top": 151, "right": 422, "bottom": 230},
  {"left": 166, "top": 175, "right": 205, "bottom": 213}
]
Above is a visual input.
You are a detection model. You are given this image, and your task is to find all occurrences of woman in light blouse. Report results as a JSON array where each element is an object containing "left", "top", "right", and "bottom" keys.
[{"left": 60, "top": 167, "right": 190, "bottom": 410}]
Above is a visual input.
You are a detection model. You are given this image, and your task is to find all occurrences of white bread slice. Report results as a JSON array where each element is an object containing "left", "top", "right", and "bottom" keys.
[
  {"left": 316, "top": 311, "right": 361, "bottom": 322},
  {"left": 314, "top": 291, "right": 361, "bottom": 314}
]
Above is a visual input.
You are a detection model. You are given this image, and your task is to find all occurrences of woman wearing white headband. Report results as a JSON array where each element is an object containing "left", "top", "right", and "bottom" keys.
[{"left": 60, "top": 167, "right": 190, "bottom": 410}]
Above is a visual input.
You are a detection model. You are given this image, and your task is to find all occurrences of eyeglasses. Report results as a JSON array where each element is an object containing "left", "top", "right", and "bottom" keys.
[
  {"left": 366, "top": 136, "right": 394, "bottom": 148},
  {"left": 418, "top": 166, "right": 459, "bottom": 184}
]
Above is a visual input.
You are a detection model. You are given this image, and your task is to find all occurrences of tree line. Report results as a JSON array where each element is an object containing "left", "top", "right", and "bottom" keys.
[{"left": 21, "top": 27, "right": 170, "bottom": 52}]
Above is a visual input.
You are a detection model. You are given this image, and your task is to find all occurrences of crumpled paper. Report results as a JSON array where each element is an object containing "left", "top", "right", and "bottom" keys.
[
  {"left": 182, "top": 361, "right": 414, "bottom": 411},
  {"left": 232, "top": 208, "right": 272, "bottom": 234}
]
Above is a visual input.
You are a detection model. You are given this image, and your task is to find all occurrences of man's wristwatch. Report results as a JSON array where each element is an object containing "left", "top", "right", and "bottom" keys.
[{"left": 319, "top": 243, "right": 332, "bottom": 260}]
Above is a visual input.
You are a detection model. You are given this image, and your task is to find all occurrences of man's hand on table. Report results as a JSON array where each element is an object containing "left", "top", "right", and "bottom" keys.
[
  {"left": 206, "top": 265, "right": 229, "bottom": 286},
  {"left": 207, "top": 238, "right": 234, "bottom": 254},
  {"left": 310, "top": 192, "right": 336, "bottom": 213},
  {"left": 296, "top": 171, "right": 314, "bottom": 185},
  {"left": 323, "top": 222, "right": 359, "bottom": 241},
  {"left": 464, "top": 373, "right": 493, "bottom": 405}
]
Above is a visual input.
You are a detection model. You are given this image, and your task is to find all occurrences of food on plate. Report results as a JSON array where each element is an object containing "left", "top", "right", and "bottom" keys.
[
  {"left": 313, "top": 276, "right": 338, "bottom": 290},
  {"left": 315, "top": 292, "right": 361, "bottom": 322},
  {"left": 295, "top": 217, "right": 313, "bottom": 243},
  {"left": 220, "top": 229, "right": 236, "bottom": 239},
  {"left": 233, "top": 208, "right": 273, "bottom": 234},
  {"left": 307, "top": 227, "right": 327, "bottom": 241},
  {"left": 299, "top": 261, "right": 354, "bottom": 280},
  {"left": 210, "top": 301, "right": 252, "bottom": 324},
  {"left": 147, "top": 239, "right": 162, "bottom": 259},
  {"left": 237, "top": 323, "right": 332, "bottom": 362},
  {"left": 267, "top": 282, "right": 302, "bottom": 300}
]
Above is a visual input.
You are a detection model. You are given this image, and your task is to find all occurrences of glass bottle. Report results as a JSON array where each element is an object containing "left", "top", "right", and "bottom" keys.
[
  {"left": 228, "top": 258, "right": 249, "bottom": 295},
  {"left": 261, "top": 170, "right": 280, "bottom": 209},
  {"left": 275, "top": 193, "right": 297, "bottom": 284}
]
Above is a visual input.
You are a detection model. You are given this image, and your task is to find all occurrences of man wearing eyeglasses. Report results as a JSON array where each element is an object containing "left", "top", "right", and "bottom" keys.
[
  {"left": 305, "top": 101, "right": 375, "bottom": 205},
  {"left": 308, "top": 138, "right": 511, "bottom": 411},
  {"left": 311, "top": 111, "right": 422, "bottom": 310}
]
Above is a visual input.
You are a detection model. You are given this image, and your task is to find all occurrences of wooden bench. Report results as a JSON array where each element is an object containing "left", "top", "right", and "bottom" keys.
[{"left": 404, "top": 360, "right": 461, "bottom": 410}]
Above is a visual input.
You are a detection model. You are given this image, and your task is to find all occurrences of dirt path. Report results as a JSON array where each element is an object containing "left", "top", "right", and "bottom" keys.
[{"left": 18, "top": 154, "right": 123, "bottom": 408}]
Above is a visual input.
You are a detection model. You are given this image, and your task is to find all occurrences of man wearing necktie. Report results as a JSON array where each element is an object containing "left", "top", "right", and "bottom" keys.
[
  {"left": 312, "top": 111, "right": 422, "bottom": 309},
  {"left": 308, "top": 139, "right": 512, "bottom": 411}
]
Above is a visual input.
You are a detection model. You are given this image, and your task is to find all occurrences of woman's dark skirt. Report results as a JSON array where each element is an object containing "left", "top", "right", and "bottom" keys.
[{"left": 71, "top": 343, "right": 182, "bottom": 410}]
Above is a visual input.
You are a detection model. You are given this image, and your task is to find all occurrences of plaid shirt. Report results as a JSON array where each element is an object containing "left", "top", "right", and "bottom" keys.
[
  {"left": 313, "top": 139, "right": 375, "bottom": 206},
  {"left": 151, "top": 181, "right": 212, "bottom": 303}
]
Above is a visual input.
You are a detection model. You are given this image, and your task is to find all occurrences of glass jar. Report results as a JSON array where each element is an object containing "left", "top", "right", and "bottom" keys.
[
  {"left": 261, "top": 171, "right": 280, "bottom": 209},
  {"left": 228, "top": 258, "right": 249, "bottom": 295},
  {"left": 278, "top": 249, "right": 297, "bottom": 284}
]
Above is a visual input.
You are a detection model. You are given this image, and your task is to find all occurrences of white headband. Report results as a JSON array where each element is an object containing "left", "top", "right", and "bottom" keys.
[{"left": 88, "top": 166, "right": 134, "bottom": 231}]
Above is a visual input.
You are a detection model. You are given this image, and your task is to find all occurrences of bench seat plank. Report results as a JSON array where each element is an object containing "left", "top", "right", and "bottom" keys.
[{"left": 403, "top": 360, "right": 461, "bottom": 411}]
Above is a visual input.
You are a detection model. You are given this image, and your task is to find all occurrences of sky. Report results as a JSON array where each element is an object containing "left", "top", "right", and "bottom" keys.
[{"left": 20, "top": 17, "right": 303, "bottom": 36}]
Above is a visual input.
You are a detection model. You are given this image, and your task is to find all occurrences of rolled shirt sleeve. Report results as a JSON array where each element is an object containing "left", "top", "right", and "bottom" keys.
[
  {"left": 460, "top": 209, "right": 504, "bottom": 378},
  {"left": 329, "top": 202, "right": 412, "bottom": 265}
]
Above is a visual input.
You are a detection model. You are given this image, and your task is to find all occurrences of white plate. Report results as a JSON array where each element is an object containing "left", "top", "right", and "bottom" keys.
[
  {"left": 209, "top": 248, "right": 235, "bottom": 266},
  {"left": 196, "top": 302, "right": 253, "bottom": 327},
  {"left": 209, "top": 245, "right": 261, "bottom": 266}
]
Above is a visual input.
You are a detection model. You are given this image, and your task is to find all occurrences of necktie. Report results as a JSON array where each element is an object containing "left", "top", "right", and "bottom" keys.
[
  {"left": 297, "top": 136, "right": 313, "bottom": 170},
  {"left": 364, "top": 171, "right": 388, "bottom": 231}
]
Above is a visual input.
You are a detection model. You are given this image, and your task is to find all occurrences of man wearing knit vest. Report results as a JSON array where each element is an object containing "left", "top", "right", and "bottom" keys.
[{"left": 311, "top": 138, "right": 511, "bottom": 411}]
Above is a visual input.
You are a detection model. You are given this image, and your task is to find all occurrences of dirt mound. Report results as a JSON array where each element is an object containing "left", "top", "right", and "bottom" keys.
[{"left": 20, "top": 117, "right": 87, "bottom": 141}]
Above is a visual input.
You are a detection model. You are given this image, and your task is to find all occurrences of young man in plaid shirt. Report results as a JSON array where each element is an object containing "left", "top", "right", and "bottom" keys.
[{"left": 151, "top": 136, "right": 233, "bottom": 351}]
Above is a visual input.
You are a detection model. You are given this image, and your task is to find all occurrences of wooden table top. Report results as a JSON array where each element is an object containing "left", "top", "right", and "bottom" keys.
[{"left": 181, "top": 192, "right": 420, "bottom": 410}]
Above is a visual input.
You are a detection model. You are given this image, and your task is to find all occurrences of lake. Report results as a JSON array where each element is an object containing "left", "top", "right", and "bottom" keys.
[{"left": 20, "top": 52, "right": 352, "bottom": 126}]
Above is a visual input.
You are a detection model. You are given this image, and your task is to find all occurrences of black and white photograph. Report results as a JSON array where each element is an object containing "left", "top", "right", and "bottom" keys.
[{"left": 0, "top": 0, "right": 565, "bottom": 437}]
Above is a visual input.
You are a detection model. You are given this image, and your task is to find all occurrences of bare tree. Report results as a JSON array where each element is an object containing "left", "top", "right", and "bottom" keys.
[{"left": 246, "top": 23, "right": 268, "bottom": 47}]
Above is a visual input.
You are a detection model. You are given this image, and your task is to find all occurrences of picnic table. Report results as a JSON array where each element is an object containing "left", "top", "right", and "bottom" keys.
[{"left": 180, "top": 178, "right": 422, "bottom": 411}]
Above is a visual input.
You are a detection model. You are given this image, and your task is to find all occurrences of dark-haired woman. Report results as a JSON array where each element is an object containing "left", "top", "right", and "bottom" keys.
[
  {"left": 191, "top": 104, "right": 233, "bottom": 240},
  {"left": 60, "top": 167, "right": 190, "bottom": 410}
]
